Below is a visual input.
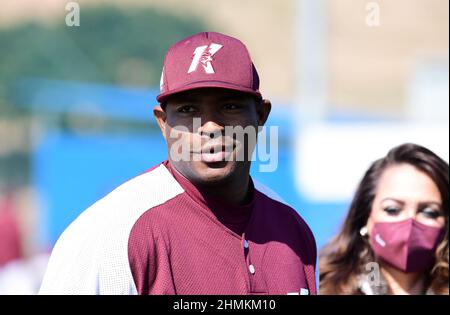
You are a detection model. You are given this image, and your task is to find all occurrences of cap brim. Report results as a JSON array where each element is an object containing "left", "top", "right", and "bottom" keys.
[{"left": 156, "top": 81, "right": 262, "bottom": 103}]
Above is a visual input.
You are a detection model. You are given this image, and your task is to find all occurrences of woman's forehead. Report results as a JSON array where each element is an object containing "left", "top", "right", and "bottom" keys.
[{"left": 374, "top": 164, "right": 442, "bottom": 204}]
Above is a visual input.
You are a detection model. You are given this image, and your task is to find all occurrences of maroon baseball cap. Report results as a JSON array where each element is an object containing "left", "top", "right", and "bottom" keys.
[{"left": 156, "top": 32, "right": 262, "bottom": 103}]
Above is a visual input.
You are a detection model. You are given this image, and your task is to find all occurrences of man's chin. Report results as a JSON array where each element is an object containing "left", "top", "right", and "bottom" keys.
[{"left": 194, "top": 160, "right": 235, "bottom": 183}]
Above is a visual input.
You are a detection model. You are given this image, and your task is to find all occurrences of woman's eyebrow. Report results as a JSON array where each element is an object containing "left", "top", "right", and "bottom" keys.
[
  {"left": 418, "top": 201, "right": 442, "bottom": 207},
  {"left": 380, "top": 197, "right": 405, "bottom": 205},
  {"left": 380, "top": 198, "right": 442, "bottom": 208}
]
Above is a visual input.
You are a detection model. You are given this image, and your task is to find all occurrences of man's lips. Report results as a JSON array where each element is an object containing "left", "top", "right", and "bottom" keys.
[{"left": 192, "top": 143, "right": 234, "bottom": 163}]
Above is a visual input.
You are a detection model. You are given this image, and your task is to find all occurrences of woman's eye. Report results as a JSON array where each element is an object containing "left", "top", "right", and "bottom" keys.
[
  {"left": 178, "top": 105, "right": 196, "bottom": 113},
  {"left": 420, "top": 207, "right": 441, "bottom": 219},
  {"left": 383, "top": 207, "right": 401, "bottom": 216}
]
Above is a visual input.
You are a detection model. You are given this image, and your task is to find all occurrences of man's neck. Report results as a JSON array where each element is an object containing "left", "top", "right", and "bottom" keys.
[
  {"left": 167, "top": 161, "right": 253, "bottom": 205},
  {"left": 200, "top": 173, "right": 251, "bottom": 205}
]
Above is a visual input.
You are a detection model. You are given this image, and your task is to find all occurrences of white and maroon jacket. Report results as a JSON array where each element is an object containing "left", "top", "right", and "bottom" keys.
[{"left": 39, "top": 161, "right": 316, "bottom": 295}]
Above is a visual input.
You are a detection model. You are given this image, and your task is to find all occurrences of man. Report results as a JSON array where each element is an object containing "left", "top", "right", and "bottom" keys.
[{"left": 39, "top": 32, "right": 316, "bottom": 295}]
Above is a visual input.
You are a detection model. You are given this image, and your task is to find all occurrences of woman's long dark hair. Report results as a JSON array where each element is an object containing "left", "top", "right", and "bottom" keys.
[{"left": 319, "top": 143, "right": 449, "bottom": 294}]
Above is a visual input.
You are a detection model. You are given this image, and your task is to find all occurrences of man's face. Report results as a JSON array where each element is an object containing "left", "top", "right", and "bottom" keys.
[{"left": 154, "top": 88, "right": 271, "bottom": 187}]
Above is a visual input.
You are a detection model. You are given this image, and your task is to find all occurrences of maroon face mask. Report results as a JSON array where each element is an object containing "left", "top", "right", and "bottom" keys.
[{"left": 370, "top": 218, "right": 445, "bottom": 273}]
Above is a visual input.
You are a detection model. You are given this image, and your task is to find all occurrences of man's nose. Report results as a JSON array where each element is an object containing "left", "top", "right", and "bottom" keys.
[
  {"left": 198, "top": 111, "right": 224, "bottom": 138},
  {"left": 200, "top": 120, "right": 224, "bottom": 139}
]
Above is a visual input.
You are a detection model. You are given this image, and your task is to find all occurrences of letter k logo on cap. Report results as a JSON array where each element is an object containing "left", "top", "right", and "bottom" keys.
[{"left": 188, "top": 43, "right": 223, "bottom": 74}]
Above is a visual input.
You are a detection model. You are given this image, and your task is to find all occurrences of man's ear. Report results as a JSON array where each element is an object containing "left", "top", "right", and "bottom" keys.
[
  {"left": 153, "top": 105, "right": 167, "bottom": 140},
  {"left": 257, "top": 99, "right": 271, "bottom": 126}
]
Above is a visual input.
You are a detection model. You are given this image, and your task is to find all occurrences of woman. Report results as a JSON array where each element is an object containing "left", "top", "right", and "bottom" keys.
[{"left": 319, "top": 143, "right": 448, "bottom": 295}]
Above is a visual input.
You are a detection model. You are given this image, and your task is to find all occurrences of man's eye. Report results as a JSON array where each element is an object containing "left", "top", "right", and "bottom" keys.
[
  {"left": 420, "top": 207, "right": 441, "bottom": 219},
  {"left": 223, "top": 103, "right": 242, "bottom": 110},
  {"left": 178, "top": 105, "right": 196, "bottom": 113},
  {"left": 383, "top": 207, "right": 401, "bottom": 216}
]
